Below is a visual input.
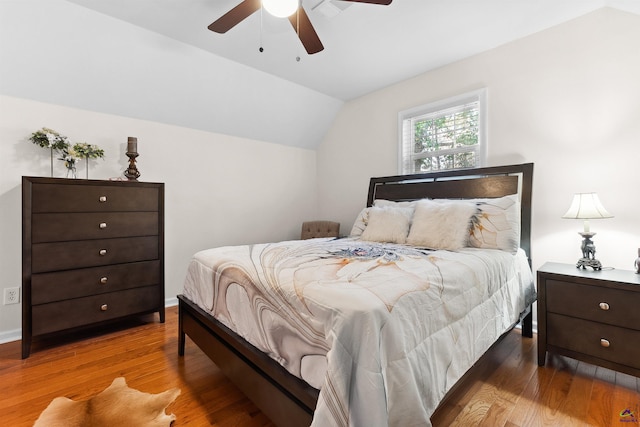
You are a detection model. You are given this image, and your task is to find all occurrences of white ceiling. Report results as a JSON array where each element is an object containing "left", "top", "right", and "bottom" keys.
[{"left": 66, "top": 0, "right": 640, "bottom": 101}]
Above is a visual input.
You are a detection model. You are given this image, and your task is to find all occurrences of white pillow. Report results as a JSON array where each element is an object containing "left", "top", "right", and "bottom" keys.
[
  {"left": 406, "top": 199, "right": 476, "bottom": 250},
  {"left": 468, "top": 194, "right": 520, "bottom": 254},
  {"left": 360, "top": 206, "right": 413, "bottom": 244},
  {"left": 373, "top": 199, "right": 418, "bottom": 208},
  {"left": 349, "top": 207, "right": 370, "bottom": 237}
]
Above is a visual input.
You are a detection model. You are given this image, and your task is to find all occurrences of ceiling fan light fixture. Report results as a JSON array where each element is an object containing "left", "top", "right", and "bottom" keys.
[
  {"left": 262, "top": 0, "right": 298, "bottom": 18},
  {"left": 209, "top": 0, "right": 391, "bottom": 55}
]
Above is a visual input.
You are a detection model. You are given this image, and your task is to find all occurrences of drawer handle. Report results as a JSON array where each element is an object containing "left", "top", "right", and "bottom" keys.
[
  {"left": 99, "top": 196, "right": 107, "bottom": 203},
  {"left": 100, "top": 277, "right": 108, "bottom": 284},
  {"left": 99, "top": 249, "right": 108, "bottom": 256},
  {"left": 600, "top": 338, "right": 610, "bottom": 348},
  {"left": 99, "top": 222, "right": 107, "bottom": 229},
  {"left": 100, "top": 304, "right": 108, "bottom": 311},
  {"left": 599, "top": 302, "right": 610, "bottom": 311}
]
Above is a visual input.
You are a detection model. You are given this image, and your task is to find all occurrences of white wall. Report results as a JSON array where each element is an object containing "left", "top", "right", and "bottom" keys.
[
  {"left": 317, "top": 7, "right": 640, "bottom": 275},
  {"left": 0, "top": 96, "right": 318, "bottom": 341}
]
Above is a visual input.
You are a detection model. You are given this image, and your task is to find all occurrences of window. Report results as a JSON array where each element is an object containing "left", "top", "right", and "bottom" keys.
[{"left": 399, "top": 89, "right": 486, "bottom": 174}]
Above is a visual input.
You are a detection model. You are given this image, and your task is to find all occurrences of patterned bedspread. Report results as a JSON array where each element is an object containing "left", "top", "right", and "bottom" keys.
[{"left": 182, "top": 237, "right": 535, "bottom": 426}]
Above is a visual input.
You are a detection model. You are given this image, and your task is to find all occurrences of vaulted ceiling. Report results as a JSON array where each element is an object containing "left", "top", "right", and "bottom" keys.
[{"left": 67, "top": 0, "right": 640, "bottom": 101}]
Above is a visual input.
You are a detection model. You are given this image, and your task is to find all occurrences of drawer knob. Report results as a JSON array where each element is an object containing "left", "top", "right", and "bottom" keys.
[
  {"left": 100, "top": 304, "right": 108, "bottom": 311},
  {"left": 600, "top": 338, "right": 610, "bottom": 348},
  {"left": 99, "top": 222, "right": 107, "bottom": 229},
  {"left": 99, "top": 249, "right": 108, "bottom": 256},
  {"left": 599, "top": 302, "right": 610, "bottom": 311},
  {"left": 99, "top": 196, "right": 107, "bottom": 203},
  {"left": 100, "top": 277, "right": 108, "bottom": 284}
]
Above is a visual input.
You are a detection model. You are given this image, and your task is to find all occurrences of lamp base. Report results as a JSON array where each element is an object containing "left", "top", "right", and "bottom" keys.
[
  {"left": 576, "top": 257, "right": 602, "bottom": 270},
  {"left": 576, "top": 231, "right": 601, "bottom": 270}
]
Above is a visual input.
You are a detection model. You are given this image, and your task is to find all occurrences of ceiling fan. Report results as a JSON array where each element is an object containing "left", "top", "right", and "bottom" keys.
[{"left": 208, "top": 0, "right": 392, "bottom": 55}]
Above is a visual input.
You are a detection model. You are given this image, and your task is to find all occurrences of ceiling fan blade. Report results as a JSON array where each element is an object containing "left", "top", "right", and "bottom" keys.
[
  {"left": 288, "top": 7, "right": 324, "bottom": 54},
  {"left": 342, "top": 0, "right": 392, "bottom": 4},
  {"left": 208, "top": 0, "right": 261, "bottom": 33}
]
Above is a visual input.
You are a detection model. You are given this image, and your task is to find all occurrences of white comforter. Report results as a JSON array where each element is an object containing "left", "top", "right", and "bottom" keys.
[{"left": 182, "top": 237, "right": 535, "bottom": 426}]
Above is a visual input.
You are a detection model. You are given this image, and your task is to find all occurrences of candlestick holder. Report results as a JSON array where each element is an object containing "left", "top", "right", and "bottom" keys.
[{"left": 124, "top": 151, "right": 140, "bottom": 181}]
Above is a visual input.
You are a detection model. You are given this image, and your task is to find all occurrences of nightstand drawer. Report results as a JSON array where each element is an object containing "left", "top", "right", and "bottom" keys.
[
  {"left": 32, "top": 285, "right": 160, "bottom": 336},
  {"left": 547, "top": 313, "right": 640, "bottom": 370},
  {"left": 31, "top": 260, "right": 161, "bottom": 304},
  {"left": 32, "top": 212, "right": 158, "bottom": 243},
  {"left": 32, "top": 236, "right": 158, "bottom": 273},
  {"left": 546, "top": 279, "right": 640, "bottom": 330},
  {"left": 31, "top": 183, "right": 159, "bottom": 213}
]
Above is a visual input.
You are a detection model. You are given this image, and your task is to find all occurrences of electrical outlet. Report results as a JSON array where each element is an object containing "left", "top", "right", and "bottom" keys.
[{"left": 3, "top": 287, "right": 20, "bottom": 305}]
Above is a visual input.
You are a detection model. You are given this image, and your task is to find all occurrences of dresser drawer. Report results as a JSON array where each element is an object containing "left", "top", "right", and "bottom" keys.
[
  {"left": 547, "top": 313, "right": 640, "bottom": 370},
  {"left": 32, "top": 236, "right": 158, "bottom": 273},
  {"left": 546, "top": 279, "right": 640, "bottom": 330},
  {"left": 31, "top": 260, "right": 161, "bottom": 304},
  {"left": 32, "top": 212, "right": 158, "bottom": 243},
  {"left": 32, "top": 286, "right": 160, "bottom": 336},
  {"left": 31, "top": 183, "right": 159, "bottom": 213}
]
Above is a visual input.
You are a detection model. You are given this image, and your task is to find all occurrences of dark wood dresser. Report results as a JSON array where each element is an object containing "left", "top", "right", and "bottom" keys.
[
  {"left": 22, "top": 177, "right": 164, "bottom": 358},
  {"left": 537, "top": 262, "right": 640, "bottom": 377}
]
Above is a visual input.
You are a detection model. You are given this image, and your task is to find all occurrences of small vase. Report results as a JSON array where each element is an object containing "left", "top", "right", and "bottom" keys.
[
  {"left": 635, "top": 248, "right": 640, "bottom": 274},
  {"left": 66, "top": 163, "right": 77, "bottom": 179}
]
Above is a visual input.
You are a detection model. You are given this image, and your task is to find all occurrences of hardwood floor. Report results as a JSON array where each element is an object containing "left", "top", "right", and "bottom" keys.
[{"left": 1, "top": 306, "right": 638, "bottom": 426}]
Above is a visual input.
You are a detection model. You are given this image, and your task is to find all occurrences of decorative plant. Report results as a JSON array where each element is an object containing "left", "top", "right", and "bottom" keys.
[
  {"left": 73, "top": 142, "right": 105, "bottom": 179},
  {"left": 29, "top": 127, "right": 70, "bottom": 176},
  {"left": 28, "top": 128, "right": 105, "bottom": 179},
  {"left": 29, "top": 127, "right": 70, "bottom": 151},
  {"left": 73, "top": 142, "right": 105, "bottom": 160},
  {"left": 59, "top": 145, "right": 79, "bottom": 178}
]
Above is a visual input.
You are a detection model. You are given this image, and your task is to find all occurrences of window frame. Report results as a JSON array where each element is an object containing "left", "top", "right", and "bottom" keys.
[{"left": 398, "top": 88, "right": 488, "bottom": 174}]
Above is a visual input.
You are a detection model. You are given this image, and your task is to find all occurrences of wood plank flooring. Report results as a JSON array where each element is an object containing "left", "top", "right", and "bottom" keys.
[{"left": 1, "top": 306, "right": 638, "bottom": 426}]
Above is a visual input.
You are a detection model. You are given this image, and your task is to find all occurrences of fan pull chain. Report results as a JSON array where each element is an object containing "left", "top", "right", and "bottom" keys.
[
  {"left": 295, "top": 6, "right": 301, "bottom": 62},
  {"left": 259, "top": 5, "right": 264, "bottom": 52}
]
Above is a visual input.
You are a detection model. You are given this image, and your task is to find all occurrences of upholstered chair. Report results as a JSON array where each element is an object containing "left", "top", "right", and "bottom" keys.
[{"left": 301, "top": 221, "right": 340, "bottom": 240}]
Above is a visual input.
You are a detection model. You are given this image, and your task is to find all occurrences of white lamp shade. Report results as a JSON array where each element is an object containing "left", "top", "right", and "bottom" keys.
[
  {"left": 263, "top": 0, "right": 298, "bottom": 18},
  {"left": 562, "top": 193, "right": 613, "bottom": 219}
]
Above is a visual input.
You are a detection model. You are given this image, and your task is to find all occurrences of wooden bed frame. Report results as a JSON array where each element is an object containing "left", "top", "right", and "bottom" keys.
[{"left": 178, "top": 162, "right": 534, "bottom": 427}]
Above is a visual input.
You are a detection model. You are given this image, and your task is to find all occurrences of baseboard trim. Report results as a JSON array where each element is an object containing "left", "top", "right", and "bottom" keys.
[{"left": 0, "top": 328, "right": 21, "bottom": 345}]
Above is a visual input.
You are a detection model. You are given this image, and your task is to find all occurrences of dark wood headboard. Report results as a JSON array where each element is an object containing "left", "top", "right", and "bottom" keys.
[{"left": 366, "top": 163, "right": 534, "bottom": 261}]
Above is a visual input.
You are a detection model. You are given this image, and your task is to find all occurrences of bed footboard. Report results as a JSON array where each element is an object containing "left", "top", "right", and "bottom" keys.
[
  {"left": 177, "top": 295, "right": 318, "bottom": 427},
  {"left": 178, "top": 294, "right": 533, "bottom": 427}
]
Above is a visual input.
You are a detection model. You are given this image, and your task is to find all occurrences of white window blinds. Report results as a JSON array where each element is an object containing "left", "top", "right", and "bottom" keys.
[{"left": 399, "top": 89, "right": 486, "bottom": 174}]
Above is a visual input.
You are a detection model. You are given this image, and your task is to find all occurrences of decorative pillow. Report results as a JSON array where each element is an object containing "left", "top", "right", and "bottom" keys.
[
  {"left": 373, "top": 199, "right": 418, "bottom": 208},
  {"left": 468, "top": 194, "right": 520, "bottom": 254},
  {"left": 406, "top": 199, "right": 476, "bottom": 250},
  {"left": 359, "top": 206, "right": 413, "bottom": 244},
  {"left": 349, "top": 207, "right": 371, "bottom": 237}
]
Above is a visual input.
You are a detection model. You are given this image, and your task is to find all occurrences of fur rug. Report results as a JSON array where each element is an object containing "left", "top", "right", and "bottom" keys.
[{"left": 34, "top": 377, "right": 181, "bottom": 427}]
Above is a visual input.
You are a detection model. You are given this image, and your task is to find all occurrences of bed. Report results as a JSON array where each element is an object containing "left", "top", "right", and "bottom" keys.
[{"left": 178, "top": 163, "right": 535, "bottom": 427}]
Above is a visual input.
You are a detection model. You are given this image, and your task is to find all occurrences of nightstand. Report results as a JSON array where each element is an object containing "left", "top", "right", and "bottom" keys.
[{"left": 537, "top": 262, "right": 640, "bottom": 377}]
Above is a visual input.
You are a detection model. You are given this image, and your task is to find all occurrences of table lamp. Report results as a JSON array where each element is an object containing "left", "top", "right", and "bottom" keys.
[{"left": 562, "top": 192, "right": 613, "bottom": 270}]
